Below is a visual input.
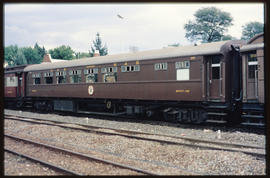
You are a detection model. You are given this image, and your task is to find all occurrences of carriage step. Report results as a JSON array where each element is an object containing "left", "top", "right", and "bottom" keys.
[
  {"left": 207, "top": 112, "right": 227, "bottom": 116},
  {"left": 241, "top": 115, "right": 264, "bottom": 119}
]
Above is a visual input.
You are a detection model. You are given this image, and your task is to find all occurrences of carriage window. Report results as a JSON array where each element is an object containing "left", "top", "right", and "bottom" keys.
[
  {"left": 101, "top": 67, "right": 117, "bottom": 73},
  {"left": 211, "top": 56, "right": 221, "bottom": 79},
  {"left": 121, "top": 66, "right": 127, "bottom": 72},
  {"left": 57, "top": 76, "right": 66, "bottom": 84},
  {"left": 103, "top": 73, "right": 117, "bottom": 82},
  {"left": 86, "top": 74, "right": 98, "bottom": 83},
  {"left": 101, "top": 66, "right": 117, "bottom": 82},
  {"left": 56, "top": 71, "right": 66, "bottom": 84},
  {"left": 32, "top": 73, "right": 41, "bottom": 85},
  {"left": 248, "top": 65, "right": 257, "bottom": 79},
  {"left": 45, "top": 77, "right": 53, "bottom": 84},
  {"left": 176, "top": 61, "right": 190, "bottom": 80},
  {"left": 84, "top": 68, "right": 98, "bottom": 83},
  {"left": 84, "top": 68, "right": 98, "bottom": 75},
  {"left": 6, "top": 76, "right": 18, "bottom": 87},
  {"left": 175, "top": 61, "right": 190, "bottom": 69},
  {"left": 69, "top": 70, "right": 82, "bottom": 83},
  {"left": 248, "top": 52, "right": 257, "bottom": 62},
  {"left": 44, "top": 72, "right": 53, "bottom": 84},
  {"left": 248, "top": 51, "right": 258, "bottom": 79},
  {"left": 70, "top": 75, "right": 81, "bottom": 83},
  {"left": 155, "top": 63, "right": 167, "bottom": 70},
  {"left": 101, "top": 67, "right": 107, "bottom": 73},
  {"left": 134, "top": 65, "right": 140, "bottom": 71},
  {"left": 121, "top": 65, "right": 140, "bottom": 72},
  {"left": 212, "top": 67, "right": 220, "bottom": 79},
  {"left": 34, "top": 78, "right": 41, "bottom": 85}
]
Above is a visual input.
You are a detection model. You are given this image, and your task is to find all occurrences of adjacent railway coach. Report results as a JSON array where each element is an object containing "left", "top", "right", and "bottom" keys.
[{"left": 240, "top": 33, "right": 264, "bottom": 125}]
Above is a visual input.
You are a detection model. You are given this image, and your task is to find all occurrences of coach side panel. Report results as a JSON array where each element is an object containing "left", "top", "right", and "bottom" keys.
[{"left": 26, "top": 56, "right": 204, "bottom": 102}]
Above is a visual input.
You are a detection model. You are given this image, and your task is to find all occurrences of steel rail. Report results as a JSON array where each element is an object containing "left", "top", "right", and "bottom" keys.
[
  {"left": 5, "top": 116, "right": 266, "bottom": 159},
  {"left": 4, "top": 134, "right": 159, "bottom": 176},
  {"left": 4, "top": 148, "right": 82, "bottom": 176},
  {"left": 5, "top": 114, "right": 265, "bottom": 150}
]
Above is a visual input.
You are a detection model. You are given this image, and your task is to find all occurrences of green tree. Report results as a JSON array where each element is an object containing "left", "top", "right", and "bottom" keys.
[
  {"left": 5, "top": 45, "right": 27, "bottom": 66},
  {"left": 49, "top": 45, "right": 75, "bottom": 60},
  {"left": 221, "top": 35, "right": 237, "bottom": 41},
  {"left": 89, "top": 32, "right": 108, "bottom": 57},
  {"left": 15, "top": 48, "right": 28, "bottom": 66},
  {"left": 5, "top": 45, "right": 19, "bottom": 66},
  {"left": 241, "top": 22, "right": 264, "bottom": 40},
  {"left": 22, "top": 47, "right": 43, "bottom": 64},
  {"left": 75, "top": 52, "right": 91, "bottom": 59},
  {"left": 34, "top": 42, "right": 46, "bottom": 59},
  {"left": 184, "top": 7, "right": 233, "bottom": 43}
]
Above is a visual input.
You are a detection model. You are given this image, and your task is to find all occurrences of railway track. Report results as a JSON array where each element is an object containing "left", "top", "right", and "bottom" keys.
[
  {"left": 5, "top": 114, "right": 265, "bottom": 160},
  {"left": 4, "top": 148, "right": 81, "bottom": 175},
  {"left": 6, "top": 107, "right": 266, "bottom": 133},
  {"left": 4, "top": 134, "right": 158, "bottom": 175}
]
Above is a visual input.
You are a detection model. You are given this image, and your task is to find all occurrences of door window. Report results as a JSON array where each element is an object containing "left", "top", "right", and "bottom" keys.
[
  {"left": 211, "top": 56, "right": 220, "bottom": 79},
  {"left": 247, "top": 52, "right": 258, "bottom": 79}
]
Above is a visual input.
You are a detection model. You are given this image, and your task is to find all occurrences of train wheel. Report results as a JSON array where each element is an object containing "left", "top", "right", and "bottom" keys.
[
  {"left": 16, "top": 100, "right": 23, "bottom": 109},
  {"left": 47, "top": 102, "right": 53, "bottom": 112},
  {"left": 146, "top": 110, "right": 154, "bottom": 118},
  {"left": 106, "top": 101, "right": 112, "bottom": 110}
]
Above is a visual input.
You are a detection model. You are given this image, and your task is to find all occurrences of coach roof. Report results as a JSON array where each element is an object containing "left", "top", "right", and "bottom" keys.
[
  {"left": 24, "top": 40, "right": 230, "bottom": 72},
  {"left": 240, "top": 43, "right": 264, "bottom": 52}
]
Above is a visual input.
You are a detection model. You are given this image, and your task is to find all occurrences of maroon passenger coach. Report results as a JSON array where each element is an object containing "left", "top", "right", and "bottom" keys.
[{"left": 4, "top": 38, "right": 264, "bottom": 125}]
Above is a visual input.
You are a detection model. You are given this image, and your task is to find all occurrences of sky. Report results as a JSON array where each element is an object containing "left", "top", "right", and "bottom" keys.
[{"left": 4, "top": 3, "right": 264, "bottom": 55}]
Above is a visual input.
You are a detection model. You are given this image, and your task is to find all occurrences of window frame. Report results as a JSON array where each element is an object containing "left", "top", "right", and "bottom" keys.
[
  {"left": 32, "top": 72, "right": 41, "bottom": 85},
  {"left": 154, "top": 62, "right": 167, "bottom": 71},
  {"left": 121, "top": 65, "right": 140, "bottom": 72},
  {"left": 69, "top": 69, "right": 82, "bottom": 84}
]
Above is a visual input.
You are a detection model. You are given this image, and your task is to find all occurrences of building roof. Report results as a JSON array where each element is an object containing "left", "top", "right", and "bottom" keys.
[
  {"left": 24, "top": 40, "right": 232, "bottom": 72},
  {"left": 42, "top": 53, "right": 66, "bottom": 63}
]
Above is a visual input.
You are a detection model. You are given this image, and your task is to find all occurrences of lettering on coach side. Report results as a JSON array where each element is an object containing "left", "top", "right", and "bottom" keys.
[{"left": 176, "top": 89, "right": 190, "bottom": 93}]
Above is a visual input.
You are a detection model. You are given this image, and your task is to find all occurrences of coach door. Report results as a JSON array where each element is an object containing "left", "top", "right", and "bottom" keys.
[
  {"left": 206, "top": 55, "right": 222, "bottom": 101},
  {"left": 246, "top": 52, "right": 258, "bottom": 101},
  {"left": 16, "top": 72, "right": 23, "bottom": 98}
]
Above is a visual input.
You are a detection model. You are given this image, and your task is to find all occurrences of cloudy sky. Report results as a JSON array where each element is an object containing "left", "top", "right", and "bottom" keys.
[{"left": 4, "top": 3, "right": 264, "bottom": 55}]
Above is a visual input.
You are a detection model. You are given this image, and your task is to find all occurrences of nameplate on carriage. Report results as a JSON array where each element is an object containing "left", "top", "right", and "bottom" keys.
[
  {"left": 32, "top": 90, "right": 37, "bottom": 93},
  {"left": 176, "top": 89, "right": 190, "bottom": 93}
]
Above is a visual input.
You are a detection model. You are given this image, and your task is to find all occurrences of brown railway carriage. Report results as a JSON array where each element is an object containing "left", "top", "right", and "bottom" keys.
[
  {"left": 22, "top": 40, "right": 246, "bottom": 124},
  {"left": 240, "top": 33, "right": 264, "bottom": 124},
  {"left": 24, "top": 40, "right": 244, "bottom": 101},
  {"left": 4, "top": 65, "right": 27, "bottom": 107},
  {"left": 240, "top": 33, "right": 264, "bottom": 103}
]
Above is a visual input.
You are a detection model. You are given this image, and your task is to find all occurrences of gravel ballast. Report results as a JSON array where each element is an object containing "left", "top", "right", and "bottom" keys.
[{"left": 4, "top": 109, "right": 266, "bottom": 175}]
